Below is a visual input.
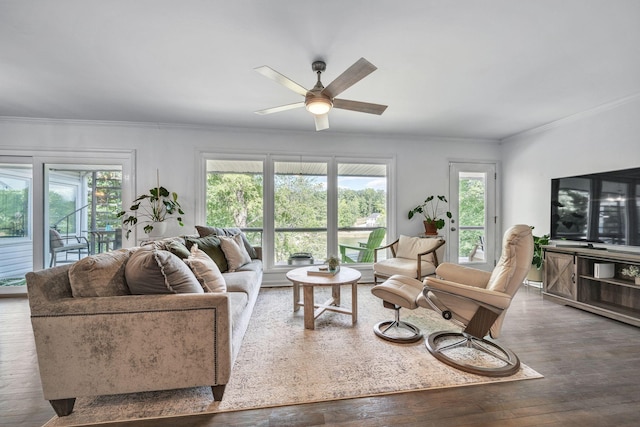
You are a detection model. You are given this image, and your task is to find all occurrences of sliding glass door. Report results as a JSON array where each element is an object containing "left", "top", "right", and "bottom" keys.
[
  {"left": 45, "top": 165, "right": 123, "bottom": 267},
  {"left": 0, "top": 158, "right": 32, "bottom": 292}
]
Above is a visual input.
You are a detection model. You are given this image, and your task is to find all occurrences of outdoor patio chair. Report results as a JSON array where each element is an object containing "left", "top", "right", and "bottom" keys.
[
  {"left": 339, "top": 228, "right": 386, "bottom": 263},
  {"left": 49, "top": 228, "right": 90, "bottom": 267}
]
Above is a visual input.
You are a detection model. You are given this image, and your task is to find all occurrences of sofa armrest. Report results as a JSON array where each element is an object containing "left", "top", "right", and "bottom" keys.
[
  {"left": 30, "top": 292, "right": 233, "bottom": 401},
  {"left": 30, "top": 292, "right": 227, "bottom": 316}
]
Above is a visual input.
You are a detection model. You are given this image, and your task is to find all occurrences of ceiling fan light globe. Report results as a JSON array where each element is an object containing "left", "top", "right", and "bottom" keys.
[{"left": 305, "top": 98, "right": 332, "bottom": 115}]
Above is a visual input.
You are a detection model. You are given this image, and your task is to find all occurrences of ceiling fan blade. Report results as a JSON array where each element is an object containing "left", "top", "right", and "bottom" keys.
[
  {"left": 314, "top": 113, "right": 329, "bottom": 131},
  {"left": 255, "top": 102, "right": 305, "bottom": 115},
  {"left": 254, "top": 66, "right": 309, "bottom": 97},
  {"left": 333, "top": 98, "right": 388, "bottom": 115},
  {"left": 322, "top": 58, "right": 377, "bottom": 99}
]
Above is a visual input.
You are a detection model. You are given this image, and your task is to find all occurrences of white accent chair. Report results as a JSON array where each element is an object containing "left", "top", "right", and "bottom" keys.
[
  {"left": 370, "top": 235, "right": 445, "bottom": 343},
  {"left": 373, "top": 235, "right": 445, "bottom": 285}
]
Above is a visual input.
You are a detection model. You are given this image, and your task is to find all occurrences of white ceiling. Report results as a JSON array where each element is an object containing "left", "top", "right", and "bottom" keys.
[{"left": 2, "top": 0, "right": 640, "bottom": 140}]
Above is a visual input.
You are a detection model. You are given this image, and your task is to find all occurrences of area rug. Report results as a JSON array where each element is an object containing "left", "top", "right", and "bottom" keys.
[{"left": 44, "top": 284, "right": 542, "bottom": 426}]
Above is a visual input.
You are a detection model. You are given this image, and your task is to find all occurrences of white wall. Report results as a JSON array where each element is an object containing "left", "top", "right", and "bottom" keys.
[
  {"left": 0, "top": 118, "right": 501, "bottom": 282},
  {"left": 501, "top": 96, "right": 640, "bottom": 238}
]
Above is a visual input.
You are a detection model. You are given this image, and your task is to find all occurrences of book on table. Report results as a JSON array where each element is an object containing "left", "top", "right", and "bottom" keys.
[{"left": 307, "top": 266, "right": 340, "bottom": 276}]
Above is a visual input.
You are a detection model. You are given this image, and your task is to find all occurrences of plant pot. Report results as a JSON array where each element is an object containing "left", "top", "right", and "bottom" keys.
[
  {"left": 147, "top": 221, "right": 168, "bottom": 238},
  {"left": 527, "top": 265, "right": 543, "bottom": 282},
  {"left": 423, "top": 220, "right": 438, "bottom": 236},
  {"left": 635, "top": 277, "right": 640, "bottom": 285}
]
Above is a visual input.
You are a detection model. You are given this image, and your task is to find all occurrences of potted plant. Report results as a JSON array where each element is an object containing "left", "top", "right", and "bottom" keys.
[
  {"left": 117, "top": 183, "right": 185, "bottom": 239},
  {"left": 408, "top": 195, "right": 452, "bottom": 235},
  {"left": 326, "top": 255, "right": 340, "bottom": 272},
  {"left": 621, "top": 265, "right": 640, "bottom": 285},
  {"left": 527, "top": 227, "right": 550, "bottom": 282}
]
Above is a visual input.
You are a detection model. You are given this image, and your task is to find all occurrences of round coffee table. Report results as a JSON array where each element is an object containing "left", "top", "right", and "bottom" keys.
[{"left": 286, "top": 266, "right": 361, "bottom": 330}]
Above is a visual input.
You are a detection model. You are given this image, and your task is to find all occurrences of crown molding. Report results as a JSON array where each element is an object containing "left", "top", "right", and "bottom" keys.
[{"left": 501, "top": 92, "right": 640, "bottom": 143}]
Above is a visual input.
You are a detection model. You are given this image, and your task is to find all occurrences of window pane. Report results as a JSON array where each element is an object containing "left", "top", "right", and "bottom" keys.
[
  {"left": 337, "top": 163, "right": 387, "bottom": 263},
  {"left": 459, "top": 172, "right": 486, "bottom": 263},
  {"left": 49, "top": 180, "right": 79, "bottom": 234},
  {"left": 0, "top": 164, "right": 32, "bottom": 287},
  {"left": 274, "top": 161, "right": 327, "bottom": 264},
  {"left": 0, "top": 167, "right": 30, "bottom": 239},
  {"left": 206, "top": 159, "right": 263, "bottom": 246}
]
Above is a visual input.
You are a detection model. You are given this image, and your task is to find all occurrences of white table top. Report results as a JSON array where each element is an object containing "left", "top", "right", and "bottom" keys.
[{"left": 286, "top": 265, "right": 361, "bottom": 286}]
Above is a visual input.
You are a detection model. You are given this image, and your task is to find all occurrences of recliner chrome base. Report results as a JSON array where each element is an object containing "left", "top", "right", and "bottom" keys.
[
  {"left": 373, "top": 305, "right": 423, "bottom": 343},
  {"left": 426, "top": 331, "right": 520, "bottom": 377}
]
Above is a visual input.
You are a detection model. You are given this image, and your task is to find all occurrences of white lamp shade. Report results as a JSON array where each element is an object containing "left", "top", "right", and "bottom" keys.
[{"left": 305, "top": 98, "right": 332, "bottom": 115}]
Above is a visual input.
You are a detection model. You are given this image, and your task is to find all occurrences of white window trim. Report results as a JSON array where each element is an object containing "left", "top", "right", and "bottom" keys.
[{"left": 198, "top": 150, "right": 395, "bottom": 272}]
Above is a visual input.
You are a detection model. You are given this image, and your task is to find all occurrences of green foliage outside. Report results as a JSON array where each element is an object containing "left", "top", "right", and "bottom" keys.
[
  {"left": 458, "top": 178, "right": 486, "bottom": 257},
  {"left": 0, "top": 187, "right": 28, "bottom": 237},
  {"left": 88, "top": 171, "right": 122, "bottom": 230},
  {"left": 206, "top": 172, "right": 386, "bottom": 263},
  {"left": 49, "top": 191, "right": 77, "bottom": 233},
  {"left": 207, "top": 173, "right": 264, "bottom": 246}
]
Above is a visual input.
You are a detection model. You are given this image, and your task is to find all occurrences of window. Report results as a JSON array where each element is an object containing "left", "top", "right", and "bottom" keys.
[
  {"left": 337, "top": 163, "right": 387, "bottom": 262},
  {"left": 0, "top": 162, "right": 32, "bottom": 287},
  {"left": 205, "top": 159, "right": 264, "bottom": 247},
  {"left": 274, "top": 160, "right": 328, "bottom": 264},
  {"left": 0, "top": 166, "right": 31, "bottom": 239},
  {"left": 203, "top": 154, "right": 391, "bottom": 269}
]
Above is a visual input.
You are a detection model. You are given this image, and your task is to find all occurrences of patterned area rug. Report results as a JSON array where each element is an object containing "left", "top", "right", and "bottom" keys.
[{"left": 44, "top": 284, "right": 542, "bottom": 426}]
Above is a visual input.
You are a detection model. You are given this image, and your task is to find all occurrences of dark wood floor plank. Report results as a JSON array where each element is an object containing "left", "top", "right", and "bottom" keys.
[{"left": 2, "top": 287, "right": 640, "bottom": 427}]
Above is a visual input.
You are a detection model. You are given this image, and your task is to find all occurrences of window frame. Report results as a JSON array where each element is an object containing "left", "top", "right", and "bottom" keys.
[{"left": 198, "top": 151, "right": 395, "bottom": 271}]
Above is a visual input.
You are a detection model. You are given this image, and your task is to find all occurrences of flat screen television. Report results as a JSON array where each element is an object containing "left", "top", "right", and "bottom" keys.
[{"left": 550, "top": 167, "right": 640, "bottom": 248}]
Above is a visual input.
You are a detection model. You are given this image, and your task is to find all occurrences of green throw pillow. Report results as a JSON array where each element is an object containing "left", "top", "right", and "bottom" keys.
[
  {"left": 185, "top": 235, "right": 228, "bottom": 272},
  {"left": 195, "top": 225, "right": 257, "bottom": 259}
]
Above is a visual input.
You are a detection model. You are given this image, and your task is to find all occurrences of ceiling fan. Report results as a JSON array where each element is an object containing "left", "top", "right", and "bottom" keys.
[{"left": 254, "top": 57, "right": 388, "bottom": 131}]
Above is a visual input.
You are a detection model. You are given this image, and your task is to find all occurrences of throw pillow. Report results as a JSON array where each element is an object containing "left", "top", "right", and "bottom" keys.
[
  {"left": 183, "top": 244, "right": 227, "bottom": 292},
  {"left": 195, "top": 225, "right": 257, "bottom": 259},
  {"left": 396, "top": 235, "right": 441, "bottom": 263},
  {"left": 125, "top": 246, "right": 203, "bottom": 294},
  {"left": 184, "top": 235, "right": 228, "bottom": 272},
  {"left": 218, "top": 234, "right": 252, "bottom": 271},
  {"left": 157, "top": 240, "right": 191, "bottom": 259},
  {"left": 69, "top": 248, "right": 135, "bottom": 297}
]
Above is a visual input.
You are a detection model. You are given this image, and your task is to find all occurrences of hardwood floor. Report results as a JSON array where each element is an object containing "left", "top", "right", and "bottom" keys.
[{"left": 2, "top": 284, "right": 640, "bottom": 427}]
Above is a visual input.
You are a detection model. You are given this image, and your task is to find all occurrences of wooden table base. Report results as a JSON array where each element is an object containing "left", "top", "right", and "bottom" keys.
[{"left": 288, "top": 266, "right": 361, "bottom": 330}]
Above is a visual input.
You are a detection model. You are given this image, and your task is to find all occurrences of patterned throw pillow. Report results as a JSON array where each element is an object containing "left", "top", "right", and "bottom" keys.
[
  {"left": 218, "top": 234, "right": 252, "bottom": 272},
  {"left": 183, "top": 244, "right": 227, "bottom": 292}
]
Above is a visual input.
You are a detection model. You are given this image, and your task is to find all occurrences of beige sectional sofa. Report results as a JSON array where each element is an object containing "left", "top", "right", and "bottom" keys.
[{"left": 26, "top": 228, "right": 262, "bottom": 417}]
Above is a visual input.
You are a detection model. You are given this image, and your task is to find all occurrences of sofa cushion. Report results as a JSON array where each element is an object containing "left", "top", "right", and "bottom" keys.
[
  {"left": 219, "top": 234, "right": 252, "bottom": 272},
  {"left": 196, "top": 225, "right": 257, "bottom": 259},
  {"left": 396, "top": 235, "right": 440, "bottom": 263},
  {"left": 374, "top": 257, "right": 437, "bottom": 279},
  {"left": 185, "top": 235, "right": 228, "bottom": 272},
  {"left": 69, "top": 248, "right": 135, "bottom": 297},
  {"left": 183, "top": 244, "right": 227, "bottom": 292},
  {"left": 125, "top": 246, "right": 203, "bottom": 294}
]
